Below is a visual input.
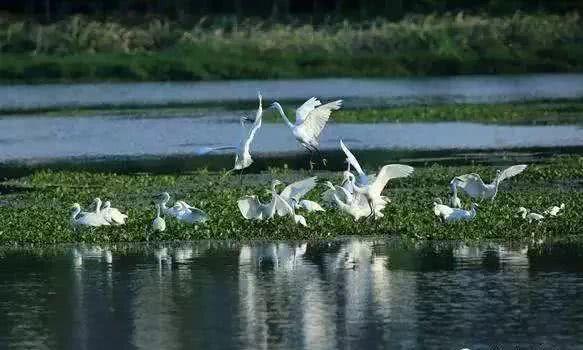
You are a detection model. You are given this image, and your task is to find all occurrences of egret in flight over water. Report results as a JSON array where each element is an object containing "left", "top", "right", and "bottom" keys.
[
  {"left": 451, "top": 164, "right": 527, "bottom": 201},
  {"left": 197, "top": 92, "right": 263, "bottom": 184},
  {"left": 271, "top": 97, "right": 342, "bottom": 171}
]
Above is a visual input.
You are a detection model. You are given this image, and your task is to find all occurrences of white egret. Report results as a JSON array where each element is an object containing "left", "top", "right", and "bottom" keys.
[
  {"left": 433, "top": 199, "right": 478, "bottom": 223},
  {"left": 238, "top": 179, "right": 285, "bottom": 220},
  {"left": 276, "top": 176, "right": 324, "bottom": 214},
  {"left": 70, "top": 203, "right": 110, "bottom": 227},
  {"left": 340, "top": 140, "right": 414, "bottom": 219},
  {"left": 449, "top": 179, "right": 462, "bottom": 208},
  {"left": 325, "top": 181, "right": 372, "bottom": 221},
  {"left": 197, "top": 92, "right": 263, "bottom": 183},
  {"left": 518, "top": 207, "right": 544, "bottom": 223},
  {"left": 152, "top": 204, "right": 166, "bottom": 232},
  {"left": 174, "top": 200, "right": 209, "bottom": 224},
  {"left": 295, "top": 199, "right": 325, "bottom": 212},
  {"left": 544, "top": 203, "right": 565, "bottom": 216},
  {"left": 271, "top": 97, "right": 342, "bottom": 171},
  {"left": 322, "top": 171, "right": 356, "bottom": 206},
  {"left": 100, "top": 200, "right": 128, "bottom": 225},
  {"left": 452, "top": 164, "right": 528, "bottom": 201},
  {"left": 153, "top": 192, "right": 183, "bottom": 218},
  {"left": 432, "top": 198, "right": 455, "bottom": 222},
  {"left": 276, "top": 197, "right": 308, "bottom": 227}
]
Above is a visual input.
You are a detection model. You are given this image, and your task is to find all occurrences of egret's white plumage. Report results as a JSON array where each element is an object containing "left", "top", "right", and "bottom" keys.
[
  {"left": 154, "top": 192, "right": 181, "bottom": 218},
  {"left": 453, "top": 164, "right": 528, "bottom": 201},
  {"left": 271, "top": 97, "right": 342, "bottom": 170},
  {"left": 433, "top": 199, "right": 478, "bottom": 223},
  {"left": 544, "top": 203, "right": 565, "bottom": 216},
  {"left": 152, "top": 204, "right": 166, "bottom": 232},
  {"left": 238, "top": 180, "right": 284, "bottom": 220},
  {"left": 276, "top": 177, "right": 324, "bottom": 214},
  {"left": 448, "top": 180, "right": 462, "bottom": 208},
  {"left": 70, "top": 202, "right": 110, "bottom": 227},
  {"left": 340, "top": 140, "right": 414, "bottom": 218},
  {"left": 100, "top": 200, "right": 128, "bottom": 225},
  {"left": 273, "top": 192, "right": 309, "bottom": 227},
  {"left": 518, "top": 207, "right": 544, "bottom": 223},
  {"left": 325, "top": 181, "right": 372, "bottom": 220},
  {"left": 174, "top": 200, "right": 209, "bottom": 224},
  {"left": 196, "top": 92, "right": 263, "bottom": 172}
]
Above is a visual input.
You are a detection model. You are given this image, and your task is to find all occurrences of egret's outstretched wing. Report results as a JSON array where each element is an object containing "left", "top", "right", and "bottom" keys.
[
  {"left": 295, "top": 97, "right": 321, "bottom": 125},
  {"left": 340, "top": 139, "right": 368, "bottom": 184},
  {"left": 238, "top": 196, "right": 262, "bottom": 219},
  {"left": 495, "top": 164, "right": 527, "bottom": 185},
  {"left": 296, "top": 100, "right": 342, "bottom": 141},
  {"left": 369, "top": 164, "right": 414, "bottom": 198},
  {"left": 274, "top": 193, "right": 295, "bottom": 217},
  {"left": 195, "top": 146, "right": 237, "bottom": 155},
  {"left": 242, "top": 96, "right": 263, "bottom": 152},
  {"left": 454, "top": 173, "right": 486, "bottom": 198},
  {"left": 279, "top": 177, "right": 317, "bottom": 203}
]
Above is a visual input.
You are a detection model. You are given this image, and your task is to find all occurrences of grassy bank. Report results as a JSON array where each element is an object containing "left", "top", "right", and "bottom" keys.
[
  {"left": 1, "top": 13, "right": 582, "bottom": 83},
  {"left": 0, "top": 156, "right": 581, "bottom": 245},
  {"left": 6, "top": 98, "right": 583, "bottom": 125}
]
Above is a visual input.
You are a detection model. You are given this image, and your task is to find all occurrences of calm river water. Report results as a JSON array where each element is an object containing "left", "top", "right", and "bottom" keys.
[{"left": 1, "top": 238, "right": 582, "bottom": 349}]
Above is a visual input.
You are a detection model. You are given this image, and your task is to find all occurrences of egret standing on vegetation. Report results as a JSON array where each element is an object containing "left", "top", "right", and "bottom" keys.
[
  {"left": 518, "top": 207, "right": 544, "bottom": 223},
  {"left": 276, "top": 176, "right": 325, "bottom": 214},
  {"left": 271, "top": 97, "right": 342, "bottom": 171},
  {"left": 152, "top": 204, "right": 166, "bottom": 232},
  {"left": 451, "top": 164, "right": 528, "bottom": 201},
  {"left": 238, "top": 179, "right": 286, "bottom": 221},
  {"left": 433, "top": 198, "right": 478, "bottom": 223},
  {"left": 196, "top": 92, "right": 263, "bottom": 184},
  {"left": 153, "top": 192, "right": 208, "bottom": 223},
  {"left": 100, "top": 200, "right": 128, "bottom": 225},
  {"left": 544, "top": 203, "right": 565, "bottom": 216},
  {"left": 70, "top": 202, "right": 110, "bottom": 227}
]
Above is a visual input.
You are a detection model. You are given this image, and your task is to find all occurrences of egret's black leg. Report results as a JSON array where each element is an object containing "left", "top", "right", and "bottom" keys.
[
  {"left": 303, "top": 145, "right": 315, "bottom": 173},
  {"left": 313, "top": 146, "right": 327, "bottom": 166}
]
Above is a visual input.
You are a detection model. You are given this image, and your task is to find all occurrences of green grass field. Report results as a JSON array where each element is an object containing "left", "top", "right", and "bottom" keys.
[
  {"left": 0, "top": 156, "right": 580, "bottom": 245},
  {"left": 1, "top": 13, "right": 582, "bottom": 82}
]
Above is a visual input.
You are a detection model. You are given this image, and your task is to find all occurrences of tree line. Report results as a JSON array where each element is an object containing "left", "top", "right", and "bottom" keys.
[{"left": 1, "top": 0, "right": 581, "bottom": 22}]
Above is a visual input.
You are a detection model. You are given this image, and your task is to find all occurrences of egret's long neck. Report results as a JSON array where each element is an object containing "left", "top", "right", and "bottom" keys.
[
  {"left": 156, "top": 205, "right": 161, "bottom": 218},
  {"left": 274, "top": 103, "right": 293, "bottom": 128},
  {"left": 71, "top": 207, "right": 81, "bottom": 221},
  {"left": 95, "top": 200, "right": 102, "bottom": 213}
]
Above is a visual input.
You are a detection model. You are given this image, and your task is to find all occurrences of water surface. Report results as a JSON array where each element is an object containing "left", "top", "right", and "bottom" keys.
[
  {"left": 0, "top": 114, "right": 582, "bottom": 163},
  {"left": 2, "top": 73, "right": 583, "bottom": 111},
  {"left": 1, "top": 238, "right": 582, "bottom": 349}
]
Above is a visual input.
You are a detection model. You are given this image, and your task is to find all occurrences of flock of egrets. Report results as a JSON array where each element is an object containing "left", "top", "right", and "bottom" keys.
[{"left": 70, "top": 93, "right": 565, "bottom": 231}]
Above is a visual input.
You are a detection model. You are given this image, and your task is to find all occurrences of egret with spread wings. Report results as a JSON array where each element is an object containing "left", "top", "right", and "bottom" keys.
[
  {"left": 196, "top": 92, "right": 263, "bottom": 183},
  {"left": 271, "top": 97, "right": 342, "bottom": 172},
  {"left": 340, "top": 140, "right": 414, "bottom": 219},
  {"left": 451, "top": 164, "right": 527, "bottom": 201}
]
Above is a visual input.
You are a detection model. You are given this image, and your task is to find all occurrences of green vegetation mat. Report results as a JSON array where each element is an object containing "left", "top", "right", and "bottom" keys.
[
  {"left": 6, "top": 99, "right": 583, "bottom": 125},
  {"left": 0, "top": 156, "right": 581, "bottom": 245},
  {"left": 1, "top": 13, "right": 582, "bottom": 83}
]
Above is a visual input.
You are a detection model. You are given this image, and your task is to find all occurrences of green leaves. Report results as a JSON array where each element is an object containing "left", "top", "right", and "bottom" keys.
[{"left": 0, "top": 156, "right": 582, "bottom": 245}]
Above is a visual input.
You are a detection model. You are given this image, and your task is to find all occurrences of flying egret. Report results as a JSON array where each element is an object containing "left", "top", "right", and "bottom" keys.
[
  {"left": 275, "top": 176, "right": 324, "bottom": 214},
  {"left": 433, "top": 199, "right": 478, "bottom": 223},
  {"left": 452, "top": 164, "right": 528, "bottom": 201},
  {"left": 152, "top": 204, "right": 166, "bottom": 232},
  {"left": 340, "top": 140, "right": 414, "bottom": 219},
  {"left": 271, "top": 97, "right": 342, "bottom": 171},
  {"left": 518, "top": 207, "right": 544, "bottom": 223},
  {"left": 70, "top": 203, "right": 110, "bottom": 227},
  {"left": 174, "top": 200, "right": 209, "bottom": 224},
  {"left": 543, "top": 203, "right": 565, "bottom": 216},
  {"left": 100, "top": 200, "right": 128, "bottom": 225},
  {"left": 196, "top": 92, "right": 263, "bottom": 184}
]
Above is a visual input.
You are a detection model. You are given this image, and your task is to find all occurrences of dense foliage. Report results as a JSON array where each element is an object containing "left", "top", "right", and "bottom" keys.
[{"left": 0, "top": 156, "right": 581, "bottom": 245}]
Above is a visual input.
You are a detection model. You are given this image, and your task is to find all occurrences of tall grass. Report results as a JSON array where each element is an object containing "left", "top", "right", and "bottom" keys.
[{"left": 0, "top": 13, "right": 582, "bottom": 82}]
